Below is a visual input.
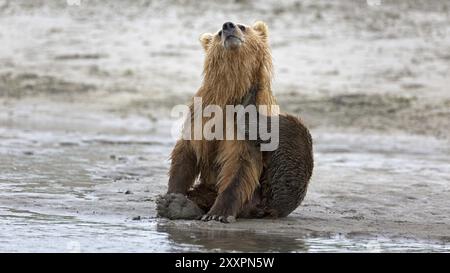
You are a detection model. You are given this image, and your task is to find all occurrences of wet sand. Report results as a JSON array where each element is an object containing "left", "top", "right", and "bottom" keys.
[{"left": 0, "top": 0, "right": 449, "bottom": 252}]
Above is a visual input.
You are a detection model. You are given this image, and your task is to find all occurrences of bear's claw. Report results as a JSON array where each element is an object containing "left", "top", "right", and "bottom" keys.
[{"left": 201, "top": 214, "right": 236, "bottom": 223}]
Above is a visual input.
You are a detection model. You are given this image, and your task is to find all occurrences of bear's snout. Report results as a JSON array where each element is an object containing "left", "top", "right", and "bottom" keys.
[
  {"left": 222, "top": 22, "right": 235, "bottom": 32},
  {"left": 221, "top": 21, "right": 243, "bottom": 50},
  {"left": 222, "top": 22, "right": 237, "bottom": 38}
]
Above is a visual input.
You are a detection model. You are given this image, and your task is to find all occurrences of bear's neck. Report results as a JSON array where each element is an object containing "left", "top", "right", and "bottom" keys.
[
  {"left": 200, "top": 78, "right": 253, "bottom": 107},
  {"left": 198, "top": 64, "right": 268, "bottom": 107}
]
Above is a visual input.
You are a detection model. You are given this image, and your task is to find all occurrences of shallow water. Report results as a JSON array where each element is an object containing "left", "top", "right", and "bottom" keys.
[{"left": 1, "top": 216, "right": 449, "bottom": 253}]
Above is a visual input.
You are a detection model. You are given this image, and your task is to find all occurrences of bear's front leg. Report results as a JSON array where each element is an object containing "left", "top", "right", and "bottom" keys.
[
  {"left": 202, "top": 140, "right": 263, "bottom": 223},
  {"left": 157, "top": 140, "right": 203, "bottom": 220},
  {"left": 167, "top": 140, "right": 199, "bottom": 194}
]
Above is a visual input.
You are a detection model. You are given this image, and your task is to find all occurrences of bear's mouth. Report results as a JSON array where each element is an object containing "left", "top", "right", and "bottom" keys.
[
  {"left": 223, "top": 35, "right": 244, "bottom": 50},
  {"left": 226, "top": 35, "right": 243, "bottom": 42}
]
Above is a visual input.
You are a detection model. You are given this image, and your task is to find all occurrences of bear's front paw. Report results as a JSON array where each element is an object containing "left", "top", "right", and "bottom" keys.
[
  {"left": 201, "top": 206, "right": 237, "bottom": 223},
  {"left": 156, "top": 193, "right": 204, "bottom": 220},
  {"left": 201, "top": 214, "right": 236, "bottom": 223}
]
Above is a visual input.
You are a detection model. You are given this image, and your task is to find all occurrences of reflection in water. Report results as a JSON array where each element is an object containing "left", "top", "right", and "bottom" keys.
[
  {"left": 157, "top": 224, "right": 308, "bottom": 252},
  {"left": 156, "top": 223, "right": 450, "bottom": 253}
]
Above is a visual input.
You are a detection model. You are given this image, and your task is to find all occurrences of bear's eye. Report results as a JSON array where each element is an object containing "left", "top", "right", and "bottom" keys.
[
  {"left": 218, "top": 30, "right": 222, "bottom": 37},
  {"left": 238, "top": 25, "right": 246, "bottom": 32}
]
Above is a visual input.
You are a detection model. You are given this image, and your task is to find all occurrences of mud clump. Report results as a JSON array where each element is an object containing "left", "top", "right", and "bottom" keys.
[{"left": 156, "top": 193, "right": 204, "bottom": 220}]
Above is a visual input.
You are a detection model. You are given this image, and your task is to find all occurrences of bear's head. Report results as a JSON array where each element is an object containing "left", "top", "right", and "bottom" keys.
[{"left": 199, "top": 21, "right": 273, "bottom": 105}]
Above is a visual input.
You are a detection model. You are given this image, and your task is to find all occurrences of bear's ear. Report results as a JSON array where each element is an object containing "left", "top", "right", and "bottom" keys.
[
  {"left": 199, "top": 33, "right": 213, "bottom": 51},
  {"left": 252, "top": 21, "right": 269, "bottom": 41}
]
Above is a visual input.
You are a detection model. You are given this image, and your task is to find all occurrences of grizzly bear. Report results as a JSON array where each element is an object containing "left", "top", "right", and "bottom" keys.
[{"left": 156, "top": 21, "right": 313, "bottom": 223}]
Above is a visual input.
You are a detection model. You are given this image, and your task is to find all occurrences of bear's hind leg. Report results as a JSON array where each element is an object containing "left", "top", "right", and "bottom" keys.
[{"left": 259, "top": 115, "right": 314, "bottom": 217}]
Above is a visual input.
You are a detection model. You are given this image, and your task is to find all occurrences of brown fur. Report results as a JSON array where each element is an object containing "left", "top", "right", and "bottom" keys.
[
  {"left": 162, "top": 21, "right": 313, "bottom": 222},
  {"left": 235, "top": 85, "right": 314, "bottom": 218},
  {"left": 167, "top": 21, "right": 276, "bottom": 221},
  {"left": 197, "top": 21, "right": 276, "bottom": 109}
]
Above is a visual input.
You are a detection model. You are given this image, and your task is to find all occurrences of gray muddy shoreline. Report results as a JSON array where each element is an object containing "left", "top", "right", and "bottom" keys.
[{"left": 1, "top": 98, "right": 449, "bottom": 252}]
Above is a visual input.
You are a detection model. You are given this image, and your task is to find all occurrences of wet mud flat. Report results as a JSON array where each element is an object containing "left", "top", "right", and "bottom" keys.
[{"left": 0, "top": 98, "right": 449, "bottom": 252}]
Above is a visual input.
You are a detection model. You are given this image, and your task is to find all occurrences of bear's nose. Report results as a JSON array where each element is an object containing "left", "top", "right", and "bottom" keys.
[{"left": 222, "top": 22, "right": 235, "bottom": 31}]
